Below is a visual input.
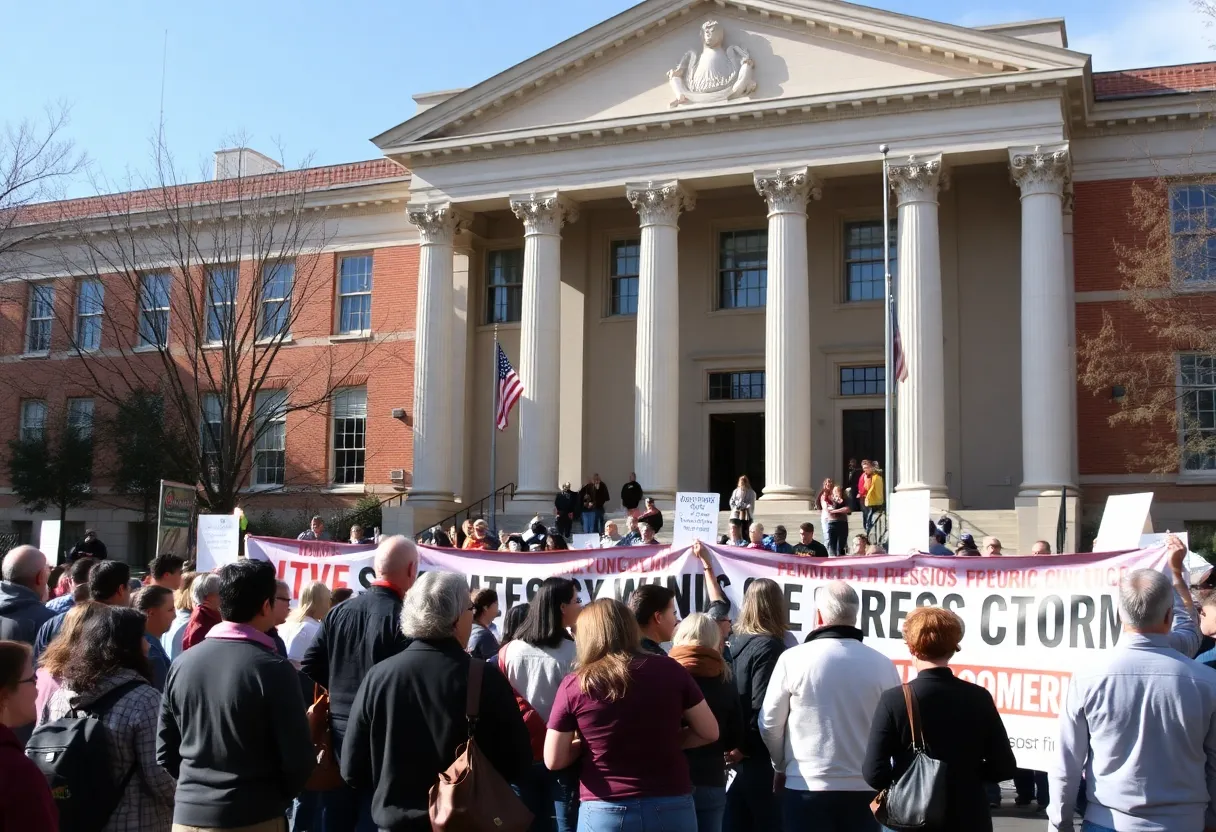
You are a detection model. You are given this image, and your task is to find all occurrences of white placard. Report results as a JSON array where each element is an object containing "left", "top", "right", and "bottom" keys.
[
  {"left": 39, "top": 520, "right": 62, "bottom": 564},
  {"left": 572, "top": 533, "right": 600, "bottom": 550},
  {"left": 673, "top": 492, "right": 721, "bottom": 548},
  {"left": 888, "top": 490, "right": 931, "bottom": 556},
  {"left": 1138, "top": 531, "right": 1202, "bottom": 571},
  {"left": 1093, "top": 493, "right": 1154, "bottom": 553},
  {"left": 196, "top": 514, "right": 240, "bottom": 573}
]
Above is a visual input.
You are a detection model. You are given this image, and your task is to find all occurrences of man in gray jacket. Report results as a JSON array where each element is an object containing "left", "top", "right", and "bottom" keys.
[
  {"left": 0, "top": 546, "right": 52, "bottom": 644},
  {"left": 1048, "top": 538, "right": 1216, "bottom": 832}
]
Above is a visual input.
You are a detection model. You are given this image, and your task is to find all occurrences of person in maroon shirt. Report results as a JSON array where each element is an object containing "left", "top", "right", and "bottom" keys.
[
  {"left": 0, "top": 640, "right": 57, "bottom": 832},
  {"left": 545, "top": 598, "right": 719, "bottom": 831}
]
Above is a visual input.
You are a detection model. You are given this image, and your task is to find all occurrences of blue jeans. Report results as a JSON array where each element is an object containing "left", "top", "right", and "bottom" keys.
[
  {"left": 725, "top": 757, "right": 781, "bottom": 832},
  {"left": 1081, "top": 824, "right": 1116, "bottom": 832},
  {"left": 289, "top": 790, "right": 320, "bottom": 832},
  {"left": 578, "top": 795, "right": 696, "bottom": 832},
  {"left": 551, "top": 764, "right": 580, "bottom": 832},
  {"left": 693, "top": 786, "right": 727, "bottom": 832},
  {"left": 782, "top": 789, "right": 878, "bottom": 831},
  {"left": 315, "top": 785, "right": 376, "bottom": 832},
  {"left": 1014, "top": 768, "right": 1049, "bottom": 807},
  {"left": 581, "top": 512, "right": 597, "bottom": 534}
]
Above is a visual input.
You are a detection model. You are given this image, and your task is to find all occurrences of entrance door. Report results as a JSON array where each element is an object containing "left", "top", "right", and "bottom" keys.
[
  {"left": 709, "top": 412, "right": 765, "bottom": 509},
  {"left": 842, "top": 409, "right": 885, "bottom": 478}
]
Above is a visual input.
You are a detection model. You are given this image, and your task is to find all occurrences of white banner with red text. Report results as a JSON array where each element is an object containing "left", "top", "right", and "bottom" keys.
[{"left": 231, "top": 536, "right": 1171, "bottom": 771}]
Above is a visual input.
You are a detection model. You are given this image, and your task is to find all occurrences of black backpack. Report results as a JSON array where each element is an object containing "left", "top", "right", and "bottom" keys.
[{"left": 25, "top": 678, "right": 147, "bottom": 832}]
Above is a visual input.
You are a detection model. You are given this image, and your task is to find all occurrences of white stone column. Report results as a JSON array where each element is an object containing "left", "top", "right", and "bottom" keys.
[
  {"left": 509, "top": 192, "right": 577, "bottom": 504},
  {"left": 1011, "top": 144, "right": 1075, "bottom": 494},
  {"left": 754, "top": 168, "right": 820, "bottom": 507},
  {"left": 626, "top": 180, "right": 695, "bottom": 502},
  {"left": 888, "top": 154, "right": 948, "bottom": 496},
  {"left": 406, "top": 202, "right": 469, "bottom": 504}
]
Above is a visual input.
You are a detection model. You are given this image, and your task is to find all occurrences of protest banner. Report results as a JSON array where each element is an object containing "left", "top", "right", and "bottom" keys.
[
  {"left": 157, "top": 480, "right": 197, "bottom": 559},
  {"left": 196, "top": 514, "right": 241, "bottom": 573},
  {"left": 672, "top": 492, "right": 720, "bottom": 547},
  {"left": 234, "top": 535, "right": 1169, "bottom": 770}
]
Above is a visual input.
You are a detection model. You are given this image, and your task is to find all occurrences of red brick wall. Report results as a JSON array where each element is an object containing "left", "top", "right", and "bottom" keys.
[{"left": 0, "top": 243, "right": 419, "bottom": 505}]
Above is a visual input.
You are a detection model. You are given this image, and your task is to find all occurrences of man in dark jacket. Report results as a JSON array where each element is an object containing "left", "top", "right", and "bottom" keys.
[
  {"left": 554, "top": 483, "right": 578, "bottom": 540},
  {"left": 579, "top": 473, "right": 610, "bottom": 535},
  {"left": 0, "top": 546, "right": 52, "bottom": 645},
  {"left": 35, "top": 559, "right": 130, "bottom": 658},
  {"left": 620, "top": 473, "right": 643, "bottom": 518},
  {"left": 67, "top": 529, "right": 108, "bottom": 561},
  {"left": 157, "top": 557, "right": 315, "bottom": 830},
  {"left": 341, "top": 570, "right": 531, "bottom": 831},
  {"left": 301, "top": 535, "right": 419, "bottom": 832}
]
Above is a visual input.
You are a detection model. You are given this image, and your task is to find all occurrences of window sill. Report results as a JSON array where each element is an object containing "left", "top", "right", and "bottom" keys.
[
  {"left": 707, "top": 306, "right": 766, "bottom": 318},
  {"left": 831, "top": 299, "right": 884, "bottom": 311},
  {"left": 326, "top": 484, "right": 366, "bottom": 494},
  {"left": 20, "top": 351, "right": 50, "bottom": 360},
  {"left": 257, "top": 336, "right": 295, "bottom": 347},
  {"left": 132, "top": 344, "right": 163, "bottom": 354},
  {"left": 1178, "top": 471, "right": 1216, "bottom": 485},
  {"left": 1172, "top": 279, "right": 1216, "bottom": 294},
  {"left": 241, "top": 483, "right": 282, "bottom": 493},
  {"left": 201, "top": 342, "right": 225, "bottom": 351},
  {"left": 477, "top": 321, "right": 521, "bottom": 332},
  {"left": 598, "top": 313, "right": 637, "bottom": 324},
  {"left": 329, "top": 332, "right": 370, "bottom": 343}
]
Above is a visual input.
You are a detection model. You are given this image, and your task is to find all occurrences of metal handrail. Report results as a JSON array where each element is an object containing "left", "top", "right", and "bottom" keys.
[{"left": 414, "top": 482, "right": 517, "bottom": 541}]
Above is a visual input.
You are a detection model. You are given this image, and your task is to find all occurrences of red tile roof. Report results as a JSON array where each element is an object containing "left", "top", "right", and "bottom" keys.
[
  {"left": 1094, "top": 62, "right": 1216, "bottom": 100},
  {"left": 12, "top": 158, "right": 407, "bottom": 227}
]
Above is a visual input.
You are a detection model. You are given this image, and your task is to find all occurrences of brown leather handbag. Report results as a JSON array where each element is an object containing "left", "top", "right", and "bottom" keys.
[
  {"left": 305, "top": 685, "right": 345, "bottom": 791},
  {"left": 429, "top": 661, "right": 534, "bottom": 832}
]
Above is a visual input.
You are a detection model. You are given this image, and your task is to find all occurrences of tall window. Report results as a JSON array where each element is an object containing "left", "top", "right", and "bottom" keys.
[
  {"left": 708, "top": 371, "right": 765, "bottom": 400},
  {"left": 338, "top": 255, "right": 373, "bottom": 334},
  {"left": 206, "top": 267, "right": 238, "bottom": 344},
  {"left": 486, "top": 249, "right": 523, "bottom": 324},
  {"left": 76, "top": 280, "right": 104, "bottom": 351},
  {"left": 253, "top": 389, "right": 287, "bottom": 486},
  {"left": 1181, "top": 353, "right": 1216, "bottom": 472},
  {"left": 840, "top": 366, "right": 885, "bottom": 396},
  {"left": 66, "top": 398, "right": 94, "bottom": 439},
  {"left": 609, "top": 240, "right": 640, "bottom": 316},
  {"left": 139, "top": 273, "right": 171, "bottom": 348},
  {"left": 19, "top": 400, "right": 46, "bottom": 442},
  {"left": 718, "top": 230, "right": 767, "bottom": 309},
  {"left": 25, "top": 284, "right": 53, "bottom": 353},
  {"left": 332, "top": 387, "right": 367, "bottom": 485},
  {"left": 1170, "top": 185, "right": 1216, "bottom": 285},
  {"left": 201, "top": 393, "right": 222, "bottom": 476},
  {"left": 260, "top": 262, "right": 293, "bottom": 340},
  {"left": 845, "top": 220, "right": 898, "bottom": 302}
]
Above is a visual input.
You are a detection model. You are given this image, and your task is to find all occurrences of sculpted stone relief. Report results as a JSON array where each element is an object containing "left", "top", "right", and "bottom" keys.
[{"left": 668, "top": 20, "right": 757, "bottom": 107}]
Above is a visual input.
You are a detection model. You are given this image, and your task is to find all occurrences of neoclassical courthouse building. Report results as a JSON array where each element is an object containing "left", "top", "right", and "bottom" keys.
[{"left": 4, "top": 0, "right": 1216, "bottom": 555}]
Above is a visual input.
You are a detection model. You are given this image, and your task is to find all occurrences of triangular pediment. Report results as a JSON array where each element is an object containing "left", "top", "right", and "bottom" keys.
[{"left": 374, "top": 0, "right": 1088, "bottom": 150}]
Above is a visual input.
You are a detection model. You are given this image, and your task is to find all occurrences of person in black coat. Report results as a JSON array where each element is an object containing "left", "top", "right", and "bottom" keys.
[
  {"left": 554, "top": 483, "right": 579, "bottom": 540},
  {"left": 725, "top": 579, "right": 788, "bottom": 832},
  {"left": 620, "top": 473, "right": 644, "bottom": 517},
  {"left": 863, "top": 606, "right": 1017, "bottom": 832},
  {"left": 341, "top": 570, "right": 531, "bottom": 832}
]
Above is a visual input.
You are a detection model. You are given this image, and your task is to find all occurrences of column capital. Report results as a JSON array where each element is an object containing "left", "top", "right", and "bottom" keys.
[
  {"left": 625, "top": 180, "right": 696, "bottom": 227},
  {"left": 1009, "top": 143, "right": 1071, "bottom": 198},
  {"left": 407, "top": 202, "right": 470, "bottom": 245},
  {"left": 509, "top": 191, "right": 578, "bottom": 236},
  {"left": 888, "top": 153, "right": 948, "bottom": 205},
  {"left": 753, "top": 167, "right": 822, "bottom": 215}
]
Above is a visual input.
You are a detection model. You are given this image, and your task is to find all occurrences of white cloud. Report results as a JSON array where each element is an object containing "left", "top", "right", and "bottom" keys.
[{"left": 1071, "top": 0, "right": 1213, "bottom": 70}]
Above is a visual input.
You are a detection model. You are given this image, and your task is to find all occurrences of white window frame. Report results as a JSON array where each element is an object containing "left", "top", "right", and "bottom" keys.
[
  {"left": 337, "top": 255, "right": 373, "bottom": 335},
  {"left": 138, "top": 272, "right": 171, "bottom": 349},
  {"left": 25, "top": 283, "right": 53, "bottom": 354},
  {"left": 843, "top": 219, "right": 898, "bottom": 304},
  {"left": 1169, "top": 185, "right": 1216, "bottom": 290},
  {"left": 331, "top": 387, "right": 367, "bottom": 486},
  {"left": 260, "top": 262, "right": 293, "bottom": 341},
  {"left": 252, "top": 389, "right": 287, "bottom": 486},
  {"left": 66, "top": 397, "right": 94, "bottom": 440},
  {"left": 485, "top": 248, "right": 524, "bottom": 324},
  {"left": 1179, "top": 353, "right": 1216, "bottom": 478},
  {"left": 20, "top": 400, "right": 47, "bottom": 443},
  {"left": 206, "top": 266, "right": 238, "bottom": 345},
  {"left": 75, "top": 279, "right": 104, "bottom": 352},
  {"left": 717, "top": 228, "right": 768, "bottom": 310},
  {"left": 607, "top": 238, "right": 640, "bottom": 317}
]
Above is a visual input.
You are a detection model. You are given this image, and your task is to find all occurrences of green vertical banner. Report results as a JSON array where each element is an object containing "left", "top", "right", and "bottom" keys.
[{"left": 157, "top": 480, "right": 198, "bottom": 560}]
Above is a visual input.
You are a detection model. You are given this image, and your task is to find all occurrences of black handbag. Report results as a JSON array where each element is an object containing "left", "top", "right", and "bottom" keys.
[{"left": 870, "top": 684, "right": 949, "bottom": 831}]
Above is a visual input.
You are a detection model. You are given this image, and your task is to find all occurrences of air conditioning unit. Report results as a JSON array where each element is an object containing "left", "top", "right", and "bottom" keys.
[
  {"left": 390, "top": 469, "right": 406, "bottom": 483},
  {"left": 391, "top": 408, "right": 406, "bottom": 420}
]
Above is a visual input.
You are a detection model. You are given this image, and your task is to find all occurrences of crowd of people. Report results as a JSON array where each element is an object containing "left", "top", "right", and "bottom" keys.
[{"left": 1, "top": 526, "right": 1214, "bottom": 832}]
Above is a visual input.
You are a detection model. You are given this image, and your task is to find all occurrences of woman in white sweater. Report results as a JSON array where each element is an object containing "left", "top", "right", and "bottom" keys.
[{"left": 278, "top": 581, "right": 332, "bottom": 663}]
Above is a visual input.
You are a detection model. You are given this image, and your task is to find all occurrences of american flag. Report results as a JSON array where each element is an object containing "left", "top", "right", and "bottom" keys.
[
  {"left": 893, "top": 319, "right": 909, "bottom": 383},
  {"left": 495, "top": 343, "right": 523, "bottom": 431}
]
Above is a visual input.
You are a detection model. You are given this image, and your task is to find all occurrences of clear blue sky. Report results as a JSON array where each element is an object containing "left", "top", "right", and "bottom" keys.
[{"left": 2, "top": 0, "right": 1209, "bottom": 195}]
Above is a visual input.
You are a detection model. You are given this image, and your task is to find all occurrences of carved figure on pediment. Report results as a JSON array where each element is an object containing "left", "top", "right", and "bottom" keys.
[{"left": 667, "top": 20, "right": 757, "bottom": 108}]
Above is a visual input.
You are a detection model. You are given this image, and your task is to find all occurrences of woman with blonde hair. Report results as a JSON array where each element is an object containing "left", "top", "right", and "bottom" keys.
[
  {"left": 729, "top": 475, "right": 757, "bottom": 532},
  {"left": 161, "top": 570, "right": 198, "bottom": 660},
  {"left": 725, "top": 578, "right": 789, "bottom": 832},
  {"left": 546, "top": 598, "right": 718, "bottom": 832},
  {"left": 279, "top": 580, "right": 332, "bottom": 662},
  {"left": 671, "top": 613, "right": 743, "bottom": 832}
]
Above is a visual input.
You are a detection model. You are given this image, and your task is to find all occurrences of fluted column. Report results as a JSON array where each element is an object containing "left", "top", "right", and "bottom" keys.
[
  {"left": 626, "top": 181, "right": 695, "bottom": 502},
  {"left": 889, "top": 154, "right": 947, "bottom": 496},
  {"left": 407, "top": 202, "right": 469, "bottom": 503},
  {"left": 1011, "top": 144, "right": 1074, "bottom": 494},
  {"left": 509, "top": 192, "right": 577, "bottom": 503},
  {"left": 754, "top": 168, "right": 820, "bottom": 506}
]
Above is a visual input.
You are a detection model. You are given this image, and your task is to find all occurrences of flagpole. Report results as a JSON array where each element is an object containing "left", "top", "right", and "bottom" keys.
[
  {"left": 880, "top": 144, "right": 894, "bottom": 510},
  {"left": 489, "top": 324, "right": 499, "bottom": 536}
]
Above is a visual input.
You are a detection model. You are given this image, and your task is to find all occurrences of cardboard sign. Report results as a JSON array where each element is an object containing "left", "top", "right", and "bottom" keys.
[
  {"left": 887, "top": 490, "right": 931, "bottom": 555},
  {"left": 572, "top": 533, "right": 600, "bottom": 550},
  {"left": 1094, "top": 493, "right": 1154, "bottom": 553},
  {"left": 673, "top": 492, "right": 720, "bottom": 547},
  {"left": 196, "top": 514, "right": 240, "bottom": 573},
  {"left": 39, "top": 520, "right": 62, "bottom": 565}
]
